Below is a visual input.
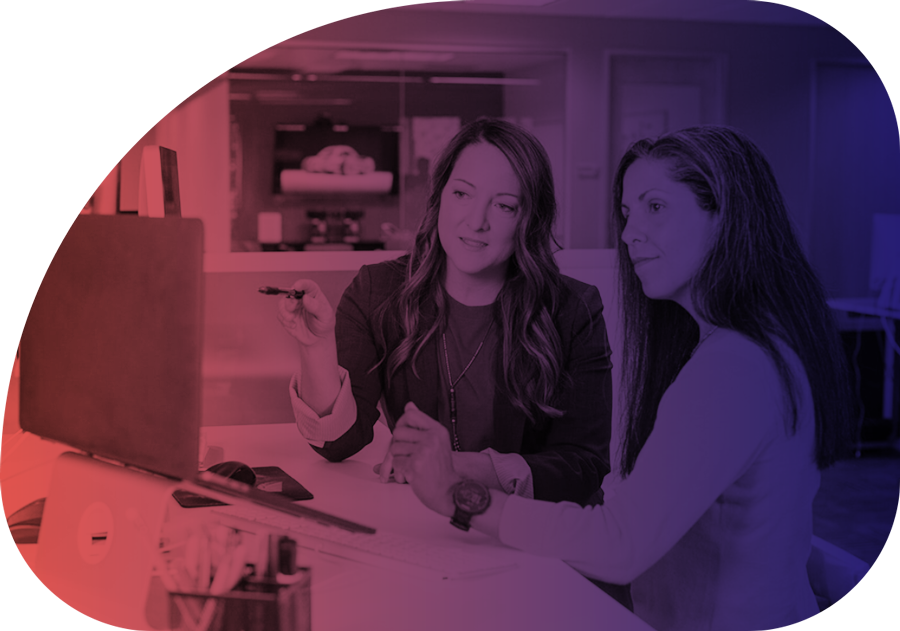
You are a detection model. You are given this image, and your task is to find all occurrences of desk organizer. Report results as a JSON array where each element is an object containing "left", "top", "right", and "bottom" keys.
[{"left": 168, "top": 573, "right": 310, "bottom": 631}]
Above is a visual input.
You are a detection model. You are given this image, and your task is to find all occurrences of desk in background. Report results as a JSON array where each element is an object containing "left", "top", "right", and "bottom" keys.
[{"left": 829, "top": 298, "right": 900, "bottom": 447}]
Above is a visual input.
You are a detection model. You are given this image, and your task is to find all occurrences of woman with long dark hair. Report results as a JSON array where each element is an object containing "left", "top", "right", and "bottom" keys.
[
  {"left": 279, "top": 119, "right": 612, "bottom": 504},
  {"left": 387, "top": 126, "right": 854, "bottom": 631}
]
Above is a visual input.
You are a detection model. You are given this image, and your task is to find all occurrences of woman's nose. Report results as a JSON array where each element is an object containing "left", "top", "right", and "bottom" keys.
[
  {"left": 465, "top": 200, "right": 491, "bottom": 232},
  {"left": 620, "top": 216, "right": 645, "bottom": 244}
]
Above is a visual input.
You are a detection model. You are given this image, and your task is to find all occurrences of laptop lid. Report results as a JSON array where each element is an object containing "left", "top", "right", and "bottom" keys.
[{"left": 19, "top": 214, "right": 204, "bottom": 481}]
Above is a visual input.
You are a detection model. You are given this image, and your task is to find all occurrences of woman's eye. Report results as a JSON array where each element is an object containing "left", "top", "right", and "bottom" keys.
[
  {"left": 497, "top": 203, "right": 517, "bottom": 213},
  {"left": 649, "top": 202, "right": 663, "bottom": 213},
  {"left": 452, "top": 190, "right": 469, "bottom": 199}
]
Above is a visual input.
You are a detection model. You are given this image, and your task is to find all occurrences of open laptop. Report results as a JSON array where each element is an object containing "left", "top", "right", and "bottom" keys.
[{"left": 18, "top": 214, "right": 372, "bottom": 628}]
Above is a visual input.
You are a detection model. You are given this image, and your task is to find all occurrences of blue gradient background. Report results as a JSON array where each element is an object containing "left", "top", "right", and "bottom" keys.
[{"left": 2, "top": 1, "right": 898, "bottom": 630}]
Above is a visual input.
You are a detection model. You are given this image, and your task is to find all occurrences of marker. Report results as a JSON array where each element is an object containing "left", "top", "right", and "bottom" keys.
[{"left": 258, "top": 286, "right": 305, "bottom": 300}]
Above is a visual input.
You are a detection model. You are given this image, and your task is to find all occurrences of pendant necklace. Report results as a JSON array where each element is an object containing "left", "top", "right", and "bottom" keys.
[{"left": 441, "top": 320, "right": 494, "bottom": 451}]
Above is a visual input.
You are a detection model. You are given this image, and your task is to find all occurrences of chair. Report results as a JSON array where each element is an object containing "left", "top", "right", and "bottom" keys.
[{"left": 807, "top": 535, "right": 870, "bottom": 610}]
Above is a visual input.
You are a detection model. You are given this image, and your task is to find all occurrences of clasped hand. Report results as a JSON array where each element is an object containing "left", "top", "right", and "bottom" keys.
[{"left": 376, "top": 402, "right": 460, "bottom": 518}]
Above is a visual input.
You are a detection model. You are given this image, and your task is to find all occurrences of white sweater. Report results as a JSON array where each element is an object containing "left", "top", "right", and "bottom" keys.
[{"left": 498, "top": 330, "right": 821, "bottom": 631}]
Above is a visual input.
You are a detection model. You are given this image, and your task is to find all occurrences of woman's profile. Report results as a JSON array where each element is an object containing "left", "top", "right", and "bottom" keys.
[{"left": 387, "top": 125, "right": 855, "bottom": 631}]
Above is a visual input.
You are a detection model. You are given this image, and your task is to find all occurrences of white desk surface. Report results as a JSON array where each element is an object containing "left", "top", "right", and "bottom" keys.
[
  {"left": 3, "top": 422, "right": 651, "bottom": 631},
  {"left": 828, "top": 297, "right": 900, "bottom": 320}
]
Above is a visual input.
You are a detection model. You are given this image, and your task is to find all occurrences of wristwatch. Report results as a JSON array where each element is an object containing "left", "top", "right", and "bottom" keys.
[{"left": 450, "top": 479, "right": 491, "bottom": 531}]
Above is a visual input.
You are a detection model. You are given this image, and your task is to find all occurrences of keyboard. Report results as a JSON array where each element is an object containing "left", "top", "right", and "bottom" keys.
[
  {"left": 211, "top": 504, "right": 517, "bottom": 580},
  {"left": 195, "top": 470, "right": 374, "bottom": 533}
]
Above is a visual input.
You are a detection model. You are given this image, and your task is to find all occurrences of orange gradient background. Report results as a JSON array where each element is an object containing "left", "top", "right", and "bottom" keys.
[{"left": 0, "top": 0, "right": 900, "bottom": 631}]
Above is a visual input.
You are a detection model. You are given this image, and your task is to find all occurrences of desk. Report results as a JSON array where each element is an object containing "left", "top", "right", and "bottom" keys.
[
  {"left": 828, "top": 298, "right": 900, "bottom": 433},
  {"left": 4, "top": 422, "right": 651, "bottom": 631}
]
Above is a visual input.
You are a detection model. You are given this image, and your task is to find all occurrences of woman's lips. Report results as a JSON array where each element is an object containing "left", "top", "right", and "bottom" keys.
[
  {"left": 631, "top": 256, "right": 657, "bottom": 269},
  {"left": 459, "top": 237, "right": 488, "bottom": 249}
]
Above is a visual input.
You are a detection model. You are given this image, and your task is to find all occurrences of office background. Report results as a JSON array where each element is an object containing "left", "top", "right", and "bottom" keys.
[{"left": 2, "top": 2, "right": 900, "bottom": 630}]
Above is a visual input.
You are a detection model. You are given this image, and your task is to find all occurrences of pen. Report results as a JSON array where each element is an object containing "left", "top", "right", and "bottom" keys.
[{"left": 258, "top": 286, "right": 306, "bottom": 300}]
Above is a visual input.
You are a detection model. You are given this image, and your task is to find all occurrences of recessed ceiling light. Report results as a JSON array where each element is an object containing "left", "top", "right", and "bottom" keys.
[
  {"left": 464, "top": 0, "right": 559, "bottom": 6},
  {"left": 334, "top": 50, "right": 455, "bottom": 63},
  {"left": 428, "top": 77, "right": 541, "bottom": 86}
]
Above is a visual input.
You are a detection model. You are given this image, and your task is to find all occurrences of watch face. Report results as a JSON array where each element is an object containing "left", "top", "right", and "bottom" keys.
[{"left": 453, "top": 480, "right": 490, "bottom": 514}]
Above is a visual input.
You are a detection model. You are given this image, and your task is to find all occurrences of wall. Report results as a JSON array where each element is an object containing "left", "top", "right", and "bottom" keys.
[
  {"left": 115, "top": 79, "right": 232, "bottom": 254},
  {"left": 202, "top": 269, "right": 357, "bottom": 426},
  {"left": 153, "top": 79, "right": 232, "bottom": 254},
  {"left": 811, "top": 62, "right": 900, "bottom": 298},
  {"left": 294, "top": 9, "right": 874, "bottom": 279}
]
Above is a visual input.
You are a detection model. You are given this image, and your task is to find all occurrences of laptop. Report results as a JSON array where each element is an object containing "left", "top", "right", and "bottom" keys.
[{"left": 19, "top": 214, "right": 371, "bottom": 629}]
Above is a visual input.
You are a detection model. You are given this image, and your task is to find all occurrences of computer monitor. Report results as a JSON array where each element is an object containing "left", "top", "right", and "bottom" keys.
[{"left": 19, "top": 214, "right": 204, "bottom": 480}]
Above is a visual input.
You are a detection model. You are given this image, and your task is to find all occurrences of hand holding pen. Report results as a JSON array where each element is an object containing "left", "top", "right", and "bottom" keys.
[{"left": 273, "top": 279, "right": 337, "bottom": 346}]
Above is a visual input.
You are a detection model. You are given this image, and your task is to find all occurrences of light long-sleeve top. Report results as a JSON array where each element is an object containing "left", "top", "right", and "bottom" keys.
[{"left": 498, "top": 330, "right": 821, "bottom": 631}]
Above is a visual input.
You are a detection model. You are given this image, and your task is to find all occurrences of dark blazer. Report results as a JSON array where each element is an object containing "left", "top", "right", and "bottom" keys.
[{"left": 312, "top": 257, "right": 613, "bottom": 504}]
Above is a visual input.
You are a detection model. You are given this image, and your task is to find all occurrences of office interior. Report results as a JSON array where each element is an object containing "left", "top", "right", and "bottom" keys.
[{"left": 3, "top": 1, "right": 900, "bottom": 628}]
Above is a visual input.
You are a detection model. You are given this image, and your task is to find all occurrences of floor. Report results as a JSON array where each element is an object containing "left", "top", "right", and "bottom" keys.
[{"left": 812, "top": 447, "right": 900, "bottom": 567}]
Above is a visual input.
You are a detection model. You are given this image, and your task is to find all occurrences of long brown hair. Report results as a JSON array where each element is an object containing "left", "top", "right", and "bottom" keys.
[
  {"left": 612, "top": 126, "right": 854, "bottom": 475},
  {"left": 374, "top": 119, "right": 568, "bottom": 420}
]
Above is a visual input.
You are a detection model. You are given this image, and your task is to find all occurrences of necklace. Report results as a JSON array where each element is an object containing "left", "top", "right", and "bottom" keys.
[
  {"left": 441, "top": 321, "right": 494, "bottom": 451},
  {"left": 691, "top": 326, "right": 719, "bottom": 358}
]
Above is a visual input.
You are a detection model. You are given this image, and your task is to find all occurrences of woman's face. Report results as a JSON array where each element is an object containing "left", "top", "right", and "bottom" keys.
[
  {"left": 438, "top": 142, "right": 522, "bottom": 285},
  {"left": 620, "top": 158, "right": 719, "bottom": 310}
]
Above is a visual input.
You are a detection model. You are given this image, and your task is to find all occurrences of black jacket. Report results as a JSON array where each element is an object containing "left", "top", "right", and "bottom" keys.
[{"left": 312, "top": 257, "right": 613, "bottom": 504}]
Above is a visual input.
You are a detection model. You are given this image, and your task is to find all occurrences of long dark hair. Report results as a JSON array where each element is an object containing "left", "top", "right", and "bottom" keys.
[
  {"left": 374, "top": 118, "right": 567, "bottom": 420},
  {"left": 612, "top": 125, "right": 854, "bottom": 475}
]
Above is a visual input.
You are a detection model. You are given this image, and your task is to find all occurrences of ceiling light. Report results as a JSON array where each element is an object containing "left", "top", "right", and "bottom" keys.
[
  {"left": 428, "top": 77, "right": 541, "bottom": 86},
  {"left": 334, "top": 50, "right": 455, "bottom": 63},
  {"left": 322, "top": 75, "right": 424, "bottom": 84},
  {"left": 464, "top": 0, "right": 559, "bottom": 6}
]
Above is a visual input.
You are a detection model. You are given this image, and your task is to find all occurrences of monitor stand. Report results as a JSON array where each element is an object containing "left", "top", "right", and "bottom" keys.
[{"left": 35, "top": 452, "right": 176, "bottom": 630}]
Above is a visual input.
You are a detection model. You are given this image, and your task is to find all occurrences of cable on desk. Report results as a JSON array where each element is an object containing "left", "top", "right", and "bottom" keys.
[{"left": 0, "top": 429, "right": 26, "bottom": 462}]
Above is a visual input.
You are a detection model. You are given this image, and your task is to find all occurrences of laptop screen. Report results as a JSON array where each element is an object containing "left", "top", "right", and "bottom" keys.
[{"left": 19, "top": 214, "right": 204, "bottom": 480}]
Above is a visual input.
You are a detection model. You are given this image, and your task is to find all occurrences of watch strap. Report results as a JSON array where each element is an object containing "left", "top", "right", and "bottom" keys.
[{"left": 451, "top": 506, "right": 473, "bottom": 531}]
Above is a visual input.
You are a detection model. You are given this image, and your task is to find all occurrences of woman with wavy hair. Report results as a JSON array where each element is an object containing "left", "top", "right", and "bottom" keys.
[
  {"left": 387, "top": 126, "right": 854, "bottom": 631},
  {"left": 279, "top": 118, "right": 612, "bottom": 505}
]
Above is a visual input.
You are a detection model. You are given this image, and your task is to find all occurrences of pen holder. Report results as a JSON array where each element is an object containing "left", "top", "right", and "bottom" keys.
[{"left": 168, "top": 572, "right": 311, "bottom": 631}]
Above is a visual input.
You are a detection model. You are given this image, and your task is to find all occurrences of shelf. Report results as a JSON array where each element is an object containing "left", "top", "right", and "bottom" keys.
[
  {"left": 272, "top": 193, "right": 396, "bottom": 204},
  {"left": 280, "top": 170, "right": 394, "bottom": 194},
  {"left": 205, "top": 249, "right": 616, "bottom": 273},
  {"left": 258, "top": 241, "right": 385, "bottom": 252},
  {"left": 204, "top": 250, "right": 407, "bottom": 273}
]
